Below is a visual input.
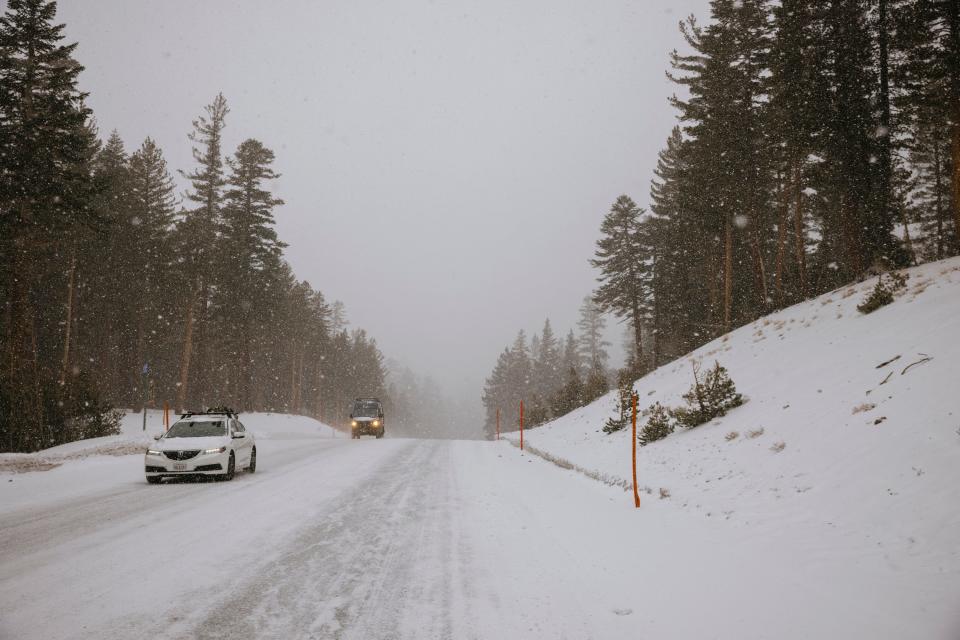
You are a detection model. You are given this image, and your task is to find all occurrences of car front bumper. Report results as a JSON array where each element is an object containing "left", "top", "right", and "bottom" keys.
[
  {"left": 351, "top": 423, "right": 383, "bottom": 436},
  {"left": 144, "top": 451, "right": 228, "bottom": 476}
]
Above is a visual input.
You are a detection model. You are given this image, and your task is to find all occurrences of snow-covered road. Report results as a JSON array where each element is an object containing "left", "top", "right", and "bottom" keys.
[{"left": 2, "top": 432, "right": 957, "bottom": 639}]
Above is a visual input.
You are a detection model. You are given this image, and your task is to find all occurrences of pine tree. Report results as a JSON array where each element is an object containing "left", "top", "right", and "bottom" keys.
[
  {"left": 127, "top": 136, "right": 178, "bottom": 405},
  {"left": 482, "top": 347, "right": 511, "bottom": 438},
  {"left": 591, "top": 195, "right": 652, "bottom": 368},
  {"left": 174, "top": 93, "right": 229, "bottom": 410},
  {"left": 576, "top": 295, "right": 609, "bottom": 374},
  {"left": 602, "top": 371, "right": 635, "bottom": 434},
  {"left": 216, "top": 138, "right": 286, "bottom": 409},
  {"left": 0, "top": 0, "right": 99, "bottom": 451},
  {"left": 673, "top": 361, "right": 744, "bottom": 428},
  {"left": 639, "top": 402, "right": 674, "bottom": 446},
  {"left": 532, "top": 318, "right": 562, "bottom": 411},
  {"left": 648, "top": 126, "right": 712, "bottom": 358}
]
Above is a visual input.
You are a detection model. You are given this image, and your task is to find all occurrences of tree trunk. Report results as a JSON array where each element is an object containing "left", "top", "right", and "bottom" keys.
[
  {"left": 774, "top": 172, "right": 788, "bottom": 307},
  {"left": 31, "top": 322, "right": 46, "bottom": 447},
  {"left": 792, "top": 163, "right": 807, "bottom": 298},
  {"left": 631, "top": 298, "right": 643, "bottom": 372},
  {"left": 877, "top": 0, "right": 892, "bottom": 256},
  {"left": 934, "top": 141, "right": 946, "bottom": 259},
  {"left": 240, "top": 319, "right": 252, "bottom": 411},
  {"left": 750, "top": 236, "right": 768, "bottom": 311},
  {"left": 899, "top": 202, "right": 916, "bottom": 266},
  {"left": 723, "top": 217, "right": 733, "bottom": 334},
  {"left": 176, "top": 284, "right": 199, "bottom": 411},
  {"left": 59, "top": 248, "right": 77, "bottom": 387},
  {"left": 949, "top": 1, "right": 960, "bottom": 249}
]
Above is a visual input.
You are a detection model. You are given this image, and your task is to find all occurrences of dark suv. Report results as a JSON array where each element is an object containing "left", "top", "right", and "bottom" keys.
[{"left": 350, "top": 398, "right": 385, "bottom": 439}]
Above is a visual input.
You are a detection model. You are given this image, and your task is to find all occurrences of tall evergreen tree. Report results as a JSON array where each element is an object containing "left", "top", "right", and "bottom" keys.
[
  {"left": 0, "top": 0, "right": 102, "bottom": 451},
  {"left": 576, "top": 295, "right": 609, "bottom": 375},
  {"left": 216, "top": 138, "right": 286, "bottom": 409},
  {"left": 591, "top": 195, "right": 652, "bottom": 368},
  {"left": 174, "top": 93, "right": 228, "bottom": 410}
]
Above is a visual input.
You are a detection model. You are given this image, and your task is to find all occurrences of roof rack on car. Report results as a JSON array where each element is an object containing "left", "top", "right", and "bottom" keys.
[{"left": 178, "top": 406, "right": 240, "bottom": 419}]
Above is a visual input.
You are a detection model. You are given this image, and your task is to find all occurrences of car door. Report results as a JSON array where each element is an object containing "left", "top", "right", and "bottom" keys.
[
  {"left": 230, "top": 419, "right": 250, "bottom": 466},
  {"left": 236, "top": 420, "right": 252, "bottom": 465}
]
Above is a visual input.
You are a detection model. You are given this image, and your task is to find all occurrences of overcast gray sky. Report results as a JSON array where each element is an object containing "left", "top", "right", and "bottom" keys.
[{"left": 59, "top": 0, "right": 709, "bottom": 428}]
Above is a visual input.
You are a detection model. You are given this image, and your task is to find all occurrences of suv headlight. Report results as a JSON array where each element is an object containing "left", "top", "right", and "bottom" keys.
[
  {"left": 372, "top": 420, "right": 380, "bottom": 427},
  {"left": 203, "top": 446, "right": 227, "bottom": 455},
  {"left": 351, "top": 420, "right": 358, "bottom": 427},
  {"left": 146, "top": 449, "right": 163, "bottom": 456}
]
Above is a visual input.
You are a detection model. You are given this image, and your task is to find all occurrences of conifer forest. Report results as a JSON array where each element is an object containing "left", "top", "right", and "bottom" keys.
[
  {"left": 482, "top": 0, "right": 959, "bottom": 438},
  {"left": 0, "top": 1, "right": 400, "bottom": 451}
]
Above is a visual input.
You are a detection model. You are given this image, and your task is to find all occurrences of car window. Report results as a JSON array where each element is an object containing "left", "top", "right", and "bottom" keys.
[{"left": 165, "top": 420, "right": 226, "bottom": 438}]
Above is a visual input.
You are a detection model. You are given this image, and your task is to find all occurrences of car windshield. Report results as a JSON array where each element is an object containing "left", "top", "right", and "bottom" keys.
[
  {"left": 165, "top": 420, "right": 226, "bottom": 438},
  {"left": 353, "top": 402, "right": 380, "bottom": 417}
]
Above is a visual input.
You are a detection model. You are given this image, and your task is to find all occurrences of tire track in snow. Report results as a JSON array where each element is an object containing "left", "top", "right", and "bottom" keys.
[{"left": 181, "top": 439, "right": 465, "bottom": 640}]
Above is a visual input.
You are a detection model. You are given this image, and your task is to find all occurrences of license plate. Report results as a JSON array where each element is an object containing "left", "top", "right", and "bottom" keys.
[{"left": 172, "top": 463, "right": 187, "bottom": 471}]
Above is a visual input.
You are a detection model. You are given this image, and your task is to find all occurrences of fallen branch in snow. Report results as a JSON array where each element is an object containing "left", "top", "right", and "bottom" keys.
[
  {"left": 875, "top": 355, "right": 901, "bottom": 369},
  {"left": 878, "top": 371, "right": 893, "bottom": 386},
  {"left": 901, "top": 356, "right": 933, "bottom": 376}
]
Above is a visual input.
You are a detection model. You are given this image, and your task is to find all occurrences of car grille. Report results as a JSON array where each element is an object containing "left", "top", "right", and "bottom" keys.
[{"left": 164, "top": 450, "right": 200, "bottom": 461}]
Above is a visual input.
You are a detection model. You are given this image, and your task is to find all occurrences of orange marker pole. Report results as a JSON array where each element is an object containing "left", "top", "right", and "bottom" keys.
[
  {"left": 520, "top": 400, "right": 524, "bottom": 451},
  {"left": 496, "top": 407, "right": 500, "bottom": 441},
  {"left": 632, "top": 392, "right": 640, "bottom": 508},
  {"left": 163, "top": 401, "right": 170, "bottom": 431}
]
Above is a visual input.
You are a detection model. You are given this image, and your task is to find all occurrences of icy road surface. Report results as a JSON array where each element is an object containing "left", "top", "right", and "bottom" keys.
[{"left": 1, "top": 435, "right": 956, "bottom": 639}]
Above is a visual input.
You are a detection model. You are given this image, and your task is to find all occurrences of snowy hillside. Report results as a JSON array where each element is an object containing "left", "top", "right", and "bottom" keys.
[{"left": 506, "top": 257, "right": 960, "bottom": 634}]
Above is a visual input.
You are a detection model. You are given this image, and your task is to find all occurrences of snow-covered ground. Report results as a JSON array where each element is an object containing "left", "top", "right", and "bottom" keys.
[
  {"left": 506, "top": 256, "right": 960, "bottom": 638},
  {"left": 1, "top": 259, "right": 958, "bottom": 639}
]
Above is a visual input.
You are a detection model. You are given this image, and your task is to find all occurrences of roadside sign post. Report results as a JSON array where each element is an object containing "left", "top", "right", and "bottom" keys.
[
  {"left": 496, "top": 407, "right": 500, "bottom": 441},
  {"left": 632, "top": 392, "right": 640, "bottom": 508}
]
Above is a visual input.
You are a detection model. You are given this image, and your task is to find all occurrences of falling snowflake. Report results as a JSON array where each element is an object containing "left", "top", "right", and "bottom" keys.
[{"left": 734, "top": 215, "right": 749, "bottom": 229}]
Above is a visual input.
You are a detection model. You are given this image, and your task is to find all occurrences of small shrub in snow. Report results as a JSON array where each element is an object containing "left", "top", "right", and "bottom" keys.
[
  {"left": 746, "top": 427, "right": 765, "bottom": 439},
  {"left": 725, "top": 431, "right": 739, "bottom": 441},
  {"left": 603, "top": 371, "right": 635, "bottom": 434},
  {"left": 770, "top": 441, "right": 786, "bottom": 452},
  {"left": 672, "top": 361, "right": 744, "bottom": 429},
  {"left": 852, "top": 402, "right": 876, "bottom": 414},
  {"left": 857, "top": 272, "right": 906, "bottom": 314},
  {"left": 639, "top": 402, "right": 674, "bottom": 446},
  {"left": 659, "top": 487, "right": 671, "bottom": 499}
]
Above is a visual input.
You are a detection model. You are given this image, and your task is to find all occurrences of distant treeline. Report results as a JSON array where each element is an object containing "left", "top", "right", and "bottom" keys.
[
  {"left": 0, "top": 1, "right": 389, "bottom": 452},
  {"left": 483, "top": 0, "right": 959, "bottom": 437}
]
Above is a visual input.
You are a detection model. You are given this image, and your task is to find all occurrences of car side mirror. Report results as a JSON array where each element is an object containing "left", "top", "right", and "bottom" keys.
[
  {"left": 232, "top": 433, "right": 244, "bottom": 439},
  {"left": 153, "top": 435, "right": 161, "bottom": 441}
]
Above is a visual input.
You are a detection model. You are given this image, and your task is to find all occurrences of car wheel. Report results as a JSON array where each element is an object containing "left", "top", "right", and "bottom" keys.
[
  {"left": 248, "top": 447, "right": 257, "bottom": 473},
  {"left": 146, "top": 476, "right": 161, "bottom": 485},
  {"left": 376, "top": 430, "right": 383, "bottom": 439},
  {"left": 223, "top": 452, "right": 235, "bottom": 481}
]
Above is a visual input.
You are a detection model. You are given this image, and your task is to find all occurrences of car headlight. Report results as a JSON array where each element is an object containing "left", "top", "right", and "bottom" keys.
[
  {"left": 146, "top": 449, "right": 163, "bottom": 456},
  {"left": 351, "top": 420, "right": 358, "bottom": 427},
  {"left": 203, "top": 446, "right": 227, "bottom": 455},
  {"left": 372, "top": 420, "right": 380, "bottom": 427}
]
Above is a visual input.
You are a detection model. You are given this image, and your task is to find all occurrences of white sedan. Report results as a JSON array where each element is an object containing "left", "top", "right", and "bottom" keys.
[{"left": 145, "top": 412, "right": 256, "bottom": 484}]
